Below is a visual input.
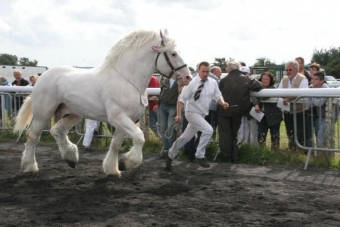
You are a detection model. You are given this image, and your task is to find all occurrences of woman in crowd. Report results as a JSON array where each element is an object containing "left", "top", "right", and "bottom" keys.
[{"left": 257, "top": 72, "right": 282, "bottom": 149}]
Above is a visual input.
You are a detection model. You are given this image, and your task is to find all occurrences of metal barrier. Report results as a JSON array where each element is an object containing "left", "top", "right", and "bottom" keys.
[{"left": 2, "top": 87, "right": 340, "bottom": 170}]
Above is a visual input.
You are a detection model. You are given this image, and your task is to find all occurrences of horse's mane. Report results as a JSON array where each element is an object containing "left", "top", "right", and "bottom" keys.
[{"left": 102, "top": 29, "right": 176, "bottom": 69}]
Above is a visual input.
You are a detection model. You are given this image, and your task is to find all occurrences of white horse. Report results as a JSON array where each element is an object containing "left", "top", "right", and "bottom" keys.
[{"left": 13, "top": 29, "right": 192, "bottom": 177}]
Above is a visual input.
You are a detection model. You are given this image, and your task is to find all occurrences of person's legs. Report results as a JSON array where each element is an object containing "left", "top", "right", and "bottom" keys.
[
  {"left": 83, "top": 119, "right": 100, "bottom": 147},
  {"left": 168, "top": 120, "right": 197, "bottom": 160},
  {"left": 284, "top": 113, "right": 294, "bottom": 149},
  {"left": 149, "top": 109, "right": 161, "bottom": 138},
  {"left": 316, "top": 117, "right": 325, "bottom": 148},
  {"left": 249, "top": 118, "right": 258, "bottom": 145},
  {"left": 184, "top": 112, "right": 212, "bottom": 159},
  {"left": 219, "top": 116, "right": 242, "bottom": 161},
  {"left": 182, "top": 110, "right": 196, "bottom": 161},
  {"left": 257, "top": 117, "right": 268, "bottom": 146},
  {"left": 269, "top": 122, "right": 280, "bottom": 149}
]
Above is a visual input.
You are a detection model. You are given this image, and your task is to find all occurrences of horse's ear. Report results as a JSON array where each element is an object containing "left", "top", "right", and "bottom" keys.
[
  {"left": 163, "top": 29, "right": 169, "bottom": 36},
  {"left": 151, "top": 45, "right": 165, "bottom": 52}
]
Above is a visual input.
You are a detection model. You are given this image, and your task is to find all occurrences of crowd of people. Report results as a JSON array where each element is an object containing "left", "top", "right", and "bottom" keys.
[{"left": 0, "top": 70, "right": 38, "bottom": 121}]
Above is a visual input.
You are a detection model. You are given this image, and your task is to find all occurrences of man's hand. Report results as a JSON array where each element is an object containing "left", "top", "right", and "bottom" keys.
[
  {"left": 174, "top": 115, "right": 182, "bottom": 123},
  {"left": 223, "top": 102, "right": 229, "bottom": 109}
]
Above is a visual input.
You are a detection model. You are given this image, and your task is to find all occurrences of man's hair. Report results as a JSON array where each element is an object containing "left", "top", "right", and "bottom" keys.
[
  {"left": 198, "top": 61, "right": 210, "bottom": 69},
  {"left": 295, "top": 57, "right": 305, "bottom": 64},
  {"left": 210, "top": 66, "right": 220, "bottom": 73},
  {"left": 239, "top": 61, "right": 246, "bottom": 66},
  {"left": 285, "top": 60, "right": 299, "bottom": 71},
  {"left": 314, "top": 71, "right": 325, "bottom": 81},
  {"left": 309, "top": 62, "right": 320, "bottom": 71},
  {"left": 226, "top": 59, "right": 240, "bottom": 71},
  {"left": 13, "top": 70, "right": 22, "bottom": 75}
]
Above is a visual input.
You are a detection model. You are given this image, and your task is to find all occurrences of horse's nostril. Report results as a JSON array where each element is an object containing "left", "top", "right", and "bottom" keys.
[{"left": 186, "top": 76, "right": 192, "bottom": 80}]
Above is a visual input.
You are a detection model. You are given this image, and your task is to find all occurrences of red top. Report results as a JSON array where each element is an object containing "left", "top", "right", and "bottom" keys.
[{"left": 148, "top": 75, "right": 160, "bottom": 110}]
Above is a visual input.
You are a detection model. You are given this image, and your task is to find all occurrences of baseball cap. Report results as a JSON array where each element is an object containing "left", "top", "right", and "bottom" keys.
[{"left": 240, "top": 66, "right": 250, "bottom": 74}]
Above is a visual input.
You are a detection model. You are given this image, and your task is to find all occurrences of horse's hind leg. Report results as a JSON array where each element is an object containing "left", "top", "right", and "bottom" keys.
[
  {"left": 21, "top": 117, "right": 49, "bottom": 173},
  {"left": 103, "top": 129, "right": 125, "bottom": 177},
  {"left": 50, "top": 114, "right": 82, "bottom": 168}
]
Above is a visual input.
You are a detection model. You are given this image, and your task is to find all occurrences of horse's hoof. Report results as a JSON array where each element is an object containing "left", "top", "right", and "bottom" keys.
[
  {"left": 65, "top": 160, "right": 77, "bottom": 168},
  {"left": 118, "top": 159, "right": 126, "bottom": 171}
]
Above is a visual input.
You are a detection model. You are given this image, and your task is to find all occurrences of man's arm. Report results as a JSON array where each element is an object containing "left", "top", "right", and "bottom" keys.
[{"left": 174, "top": 101, "right": 184, "bottom": 123}]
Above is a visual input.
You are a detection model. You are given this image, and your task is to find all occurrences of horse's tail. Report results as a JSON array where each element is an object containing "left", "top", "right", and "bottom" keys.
[{"left": 13, "top": 96, "right": 33, "bottom": 134}]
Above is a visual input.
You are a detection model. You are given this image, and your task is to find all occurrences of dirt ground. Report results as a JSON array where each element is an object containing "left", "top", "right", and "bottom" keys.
[{"left": 1, "top": 142, "right": 340, "bottom": 227}]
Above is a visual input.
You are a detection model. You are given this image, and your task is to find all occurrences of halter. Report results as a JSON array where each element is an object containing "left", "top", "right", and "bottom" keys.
[{"left": 154, "top": 36, "right": 187, "bottom": 79}]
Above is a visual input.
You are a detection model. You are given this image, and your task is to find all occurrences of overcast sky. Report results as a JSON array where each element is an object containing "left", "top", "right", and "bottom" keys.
[{"left": 1, "top": 0, "right": 339, "bottom": 69}]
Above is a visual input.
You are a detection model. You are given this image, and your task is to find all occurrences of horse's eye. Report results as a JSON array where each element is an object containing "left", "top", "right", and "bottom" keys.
[{"left": 172, "top": 53, "right": 177, "bottom": 57}]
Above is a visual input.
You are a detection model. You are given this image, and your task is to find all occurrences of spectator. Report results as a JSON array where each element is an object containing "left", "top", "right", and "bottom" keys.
[
  {"left": 11, "top": 70, "right": 29, "bottom": 111},
  {"left": 305, "top": 71, "right": 328, "bottom": 148},
  {"left": 207, "top": 66, "right": 222, "bottom": 140},
  {"left": 82, "top": 119, "right": 100, "bottom": 150},
  {"left": 237, "top": 64, "right": 259, "bottom": 146},
  {"left": 295, "top": 57, "right": 311, "bottom": 84},
  {"left": 157, "top": 76, "right": 179, "bottom": 157},
  {"left": 0, "top": 76, "right": 13, "bottom": 121},
  {"left": 277, "top": 60, "right": 310, "bottom": 149},
  {"left": 256, "top": 72, "right": 283, "bottom": 149},
  {"left": 29, "top": 75, "right": 39, "bottom": 86},
  {"left": 218, "top": 59, "right": 263, "bottom": 163},
  {"left": 164, "top": 61, "right": 229, "bottom": 170},
  {"left": 308, "top": 62, "right": 320, "bottom": 78},
  {"left": 147, "top": 75, "right": 161, "bottom": 138}
]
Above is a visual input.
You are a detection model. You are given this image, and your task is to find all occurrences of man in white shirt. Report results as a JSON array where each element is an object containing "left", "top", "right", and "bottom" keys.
[{"left": 164, "top": 61, "right": 229, "bottom": 170}]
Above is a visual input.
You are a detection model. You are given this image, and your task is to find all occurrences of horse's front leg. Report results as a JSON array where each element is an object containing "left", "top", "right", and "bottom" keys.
[
  {"left": 118, "top": 118, "right": 145, "bottom": 171},
  {"left": 103, "top": 129, "right": 125, "bottom": 177}
]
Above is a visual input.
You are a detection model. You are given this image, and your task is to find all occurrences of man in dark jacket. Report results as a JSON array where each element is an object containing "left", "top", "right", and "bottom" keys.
[{"left": 218, "top": 60, "right": 263, "bottom": 163}]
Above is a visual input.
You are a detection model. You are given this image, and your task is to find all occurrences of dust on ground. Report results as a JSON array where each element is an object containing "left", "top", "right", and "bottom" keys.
[{"left": 1, "top": 142, "right": 340, "bottom": 227}]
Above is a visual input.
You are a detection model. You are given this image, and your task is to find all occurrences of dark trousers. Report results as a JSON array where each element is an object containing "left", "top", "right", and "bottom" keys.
[
  {"left": 284, "top": 111, "right": 312, "bottom": 149},
  {"left": 205, "top": 110, "right": 218, "bottom": 138},
  {"left": 218, "top": 115, "right": 242, "bottom": 162},
  {"left": 257, "top": 117, "right": 280, "bottom": 149}
]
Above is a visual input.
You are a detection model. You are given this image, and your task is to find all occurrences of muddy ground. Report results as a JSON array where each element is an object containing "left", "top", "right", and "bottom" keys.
[{"left": 1, "top": 142, "right": 340, "bottom": 227}]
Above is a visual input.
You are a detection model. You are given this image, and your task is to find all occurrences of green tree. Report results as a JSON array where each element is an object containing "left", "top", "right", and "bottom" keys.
[
  {"left": 0, "top": 53, "right": 18, "bottom": 65},
  {"left": 211, "top": 58, "right": 227, "bottom": 72},
  {"left": 253, "top": 57, "right": 277, "bottom": 67},
  {"left": 311, "top": 47, "right": 340, "bottom": 78},
  {"left": 19, "top": 57, "right": 38, "bottom": 66}
]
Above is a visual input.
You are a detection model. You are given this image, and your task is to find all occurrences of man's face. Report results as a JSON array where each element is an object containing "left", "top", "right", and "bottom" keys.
[
  {"left": 285, "top": 64, "right": 298, "bottom": 79},
  {"left": 311, "top": 75, "right": 324, "bottom": 88},
  {"left": 13, "top": 72, "right": 22, "bottom": 81},
  {"left": 198, "top": 65, "right": 209, "bottom": 81},
  {"left": 214, "top": 68, "right": 222, "bottom": 78}
]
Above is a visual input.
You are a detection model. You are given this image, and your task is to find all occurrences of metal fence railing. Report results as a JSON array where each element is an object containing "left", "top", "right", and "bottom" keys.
[{"left": 2, "top": 87, "right": 340, "bottom": 170}]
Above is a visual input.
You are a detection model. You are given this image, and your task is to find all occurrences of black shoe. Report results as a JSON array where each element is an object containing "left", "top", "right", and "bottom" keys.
[
  {"left": 196, "top": 158, "right": 210, "bottom": 168},
  {"left": 164, "top": 151, "right": 172, "bottom": 170}
]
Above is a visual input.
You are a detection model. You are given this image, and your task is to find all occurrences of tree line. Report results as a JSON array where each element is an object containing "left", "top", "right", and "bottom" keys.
[
  {"left": 211, "top": 47, "right": 340, "bottom": 78},
  {"left": 0, "top": 53, "right": 38, "bottom": 66}
]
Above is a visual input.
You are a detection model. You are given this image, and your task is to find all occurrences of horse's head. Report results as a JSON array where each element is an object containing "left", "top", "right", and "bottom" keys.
[{"left": 152, "top": 29, "right": 192, "bottom": 87}]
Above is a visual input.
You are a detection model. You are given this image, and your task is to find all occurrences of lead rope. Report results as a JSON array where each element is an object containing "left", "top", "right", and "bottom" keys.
[{"left": 164, "top": 121, "right": 180, "bottom": 139}]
